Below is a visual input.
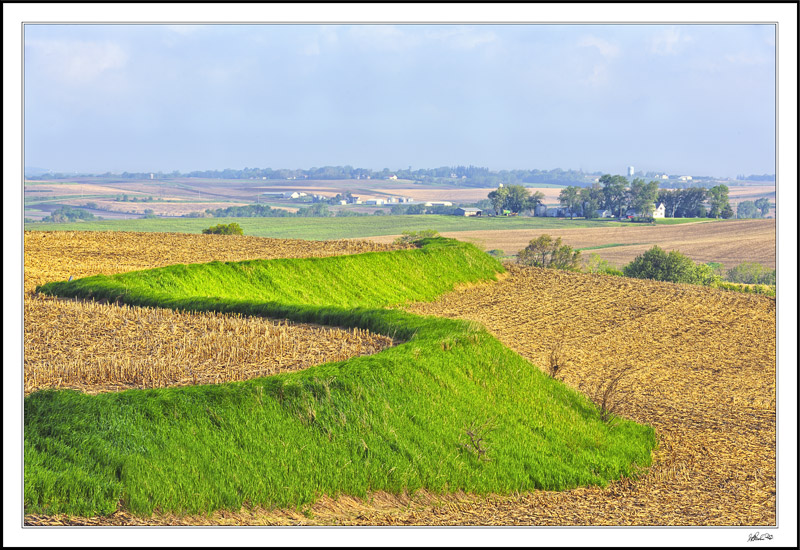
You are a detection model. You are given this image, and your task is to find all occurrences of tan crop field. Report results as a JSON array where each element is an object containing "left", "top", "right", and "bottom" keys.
[
  {"left": 23, "top": 232, "right": 404, "bottom": 395},
  {"left": 25, "top": 295, "right": 392, "bottom": 395},
  {"left": 24, "top": 231, "right": 405, "bottom": 294},
  {"left": 368, "top": 218, "right": 776, "bottom": 270},
  {"left": 22, "top": 231, "right": 777, "bottom": 526}
]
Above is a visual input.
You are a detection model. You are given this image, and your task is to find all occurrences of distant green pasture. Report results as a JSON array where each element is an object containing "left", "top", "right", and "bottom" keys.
[{"left": 24, "top": 215, "right": 643, "bottom": 240}]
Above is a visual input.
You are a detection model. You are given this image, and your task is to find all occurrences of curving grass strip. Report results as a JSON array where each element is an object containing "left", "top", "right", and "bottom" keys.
[{"left": 28, "top": 238, "right": 656, "bottom": 517}]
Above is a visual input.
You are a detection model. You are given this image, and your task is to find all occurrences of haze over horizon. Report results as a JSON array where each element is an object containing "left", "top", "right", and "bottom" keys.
[{"left": 24, "top": 24, "right": 776, "bottom": 178}]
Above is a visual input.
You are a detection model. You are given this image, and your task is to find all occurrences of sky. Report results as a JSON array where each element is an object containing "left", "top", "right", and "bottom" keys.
[{"left": 24, "top": 23, "right": 776, "bottom": 178}]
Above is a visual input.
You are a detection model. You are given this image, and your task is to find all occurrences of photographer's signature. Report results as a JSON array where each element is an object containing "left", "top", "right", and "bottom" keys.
[{"left": 748, "top": 532, "right": 773, "bottom": 542}]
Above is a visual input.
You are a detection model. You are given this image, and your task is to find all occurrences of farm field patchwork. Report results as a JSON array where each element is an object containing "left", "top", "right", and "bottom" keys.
[
  {"left": 25, "top": 215, "right": 640, "bottom": 240},
  {"left": 24, "top": 236, "right": 656, "bottom": 522},
  {"left": 23, "top": 231, "right": 405, "bottom": 294},
  {"left": 367, "top": 218, "right": 776, "bottom": 270},
  {"left": 24, "top": 231, "right": 405, "bottom": 396},
  {"left": 22, "top": 231, "right": 776, "bottom": 526}
]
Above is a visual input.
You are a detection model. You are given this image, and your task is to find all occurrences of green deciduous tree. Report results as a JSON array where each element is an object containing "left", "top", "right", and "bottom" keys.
[
  {"left": 487, "top": 186, "right": 509, "bottom": 215},
  {"left": 707, "top": 184, "right": 731, "bottom": 219},
  {"left": 657, "top": 189, "right": 680, "bottom": 218},
  {"left": 504, "top": 185, "right": 532, "bottom": 214},
  {"left": 623, "top": 246, "right": 720, "bottom": 285},
  {"left": 629, "top": 178, "right": 660, "bottom": 218},
  {"left": 600, "top": 175, "right": 629, "bottom": 218},
  {"left": 558, "top": 186, "right": 581, "bottom": 219},
  {"left": 517, "top": 235, "right": 581, "bottom": 270},
  {"left": 754, "top": 197, "right": 772, "bottom": 217},
  {"left": 487, "top": 185, "right": 543, "bottom": 215},
  {"left": 675, "top": 187, "right": 708, "bottom": 218},
  {"left": 579, "top": 184, "right": 603, "bottom": 219},
  {"left": 736, "top": 200, "right": 759, "bottom": 219}
]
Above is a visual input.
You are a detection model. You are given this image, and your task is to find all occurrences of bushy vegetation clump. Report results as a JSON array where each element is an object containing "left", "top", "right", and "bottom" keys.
[
  {"left": 725, "top": 262, "right": 776, "bottom": 286},
  {"left": 517, "top": 235, "right": 581, "bottom": 270},
  {"left": 40, "top": 206, "right": 97, "bottom": 223},
  {"left": 623, "top": 246, "right": 720, "bottom": 286},
  {"left": 583, "top": 253, "right": 624, "bottom": 277},
  {"left": 393, "top": 229, "right": 441, "bottom": 244},
  {"left": 201, "top": 222, "right": 244, "bottom": 235}
]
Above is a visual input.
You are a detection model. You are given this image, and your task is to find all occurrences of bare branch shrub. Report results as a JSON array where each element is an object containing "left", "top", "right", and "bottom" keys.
[
  {"left": 584, "top": 366, "right": 636, "bottom": 423},
  {"left": 461, "top": 418, "right": 496, "bottom": 461},
  {"left": 547, "top": 328, "right": 569, "bottom": 379}
]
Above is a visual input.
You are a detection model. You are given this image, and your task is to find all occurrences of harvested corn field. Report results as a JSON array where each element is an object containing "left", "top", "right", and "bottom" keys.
[
  {"left": 399, "top": 264, "right": 777, "bottom": 525},
  {"left": 24, "top": 295, "right": 393, "bottom": 395},
  {"left": 367, "top": 218, "right": 776, "bottom": 270},
  {"left": 27, "top": 263, "right": 778, "bottom": 527},
  {"left": 24, "top": 231, "right": 402, "bottom": 394}
]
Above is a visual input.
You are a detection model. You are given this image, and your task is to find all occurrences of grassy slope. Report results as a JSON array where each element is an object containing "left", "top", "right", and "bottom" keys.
[
  {"left": 23, "top": 215, "right": 648, "bottom": 240},
  {"left": 28, "top": 239, "right": 656, "bottom": 517}
]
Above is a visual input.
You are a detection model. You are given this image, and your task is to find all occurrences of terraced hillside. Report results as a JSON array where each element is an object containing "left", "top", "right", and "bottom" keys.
[{"left": 26, "top": 238, "right": 655, "bottom": 520}]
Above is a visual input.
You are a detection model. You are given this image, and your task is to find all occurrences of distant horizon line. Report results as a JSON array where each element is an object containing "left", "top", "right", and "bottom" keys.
[{"left": 23, "top": 165, "right": 776, "bottom": 181}]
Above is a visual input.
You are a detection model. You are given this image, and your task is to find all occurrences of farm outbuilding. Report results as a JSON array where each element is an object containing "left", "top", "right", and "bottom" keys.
[{"left": 454, "top": 207, "right": 482, "bottom": 217}]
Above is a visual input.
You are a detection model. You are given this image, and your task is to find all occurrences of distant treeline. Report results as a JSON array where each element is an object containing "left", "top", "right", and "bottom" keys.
[
  {"left": 188, "top": 202, "right": 467, "bottom": 219},
  {"left": 735, "top": 174, "right": 775, "bottom": 182},
  {"left": 26, "top": 166, "right": 772, "bottom": 187},
  {"left": 28, "top": 166, "right": 602, "bottom": 187}
]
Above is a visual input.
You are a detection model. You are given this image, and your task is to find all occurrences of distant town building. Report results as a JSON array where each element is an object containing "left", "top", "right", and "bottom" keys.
[
  {"left": 150, "top": 173, "right": 154, "bottom": 180},
  {"left": 627, "top": 166, "right": 635, "bottom": 177},
  {"left": 388, "top": 175, "right": 398, "bottom": 180}
]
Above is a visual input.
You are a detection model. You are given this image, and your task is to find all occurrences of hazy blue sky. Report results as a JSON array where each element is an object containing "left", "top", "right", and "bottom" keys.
[{"left": 24, "top": 24, "right": 776, "bottom": 177}]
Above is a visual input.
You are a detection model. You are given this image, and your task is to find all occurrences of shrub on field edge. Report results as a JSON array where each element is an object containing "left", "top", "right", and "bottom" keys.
[
  {"left": 583, "top": 253, "right": 624, "bottom": 277},
  {"left": 517, "top": 235, "right": 581, "bottom": 271},
  {"left": 202, "top": 222, "right": 244, "bottom": 235},
  {"left": 394, "top": 229, "right": 441, "bottom": 244},
  {"left": 623, "top": 246, "right": 720, "bottom": 286},
  {"left": 725, "top": 262, "right": 776, "bottom": 286}
]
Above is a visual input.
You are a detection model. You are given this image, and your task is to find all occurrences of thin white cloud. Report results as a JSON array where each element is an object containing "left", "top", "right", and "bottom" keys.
[
  {"left": 577, "top": 36, "right": 620, "bottom": 59},
  {"left": 585, "top": 63, "right": 610, "bottom": 88},
  {"left": 27, "top": 39, "right": 127, "bottom": 84},
  {"left": 427, "top": 27, "right": 497, "bottom": 50},
  {"left": 725, "top": 53, "right": 770, "bottom": 66},
  {"left": 347, "top": 25, "right": 419, "bottom": 52},
  {"left": 164, "top": 25, "right": 204, "bottom": 35},
  {"left": 650, "top": 27, "right": 692, "bottom": 55},
  {"left": 302, "top": 42, "right": 321, "bottom": 56}
]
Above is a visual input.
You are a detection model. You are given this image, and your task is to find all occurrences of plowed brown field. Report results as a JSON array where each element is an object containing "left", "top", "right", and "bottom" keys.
[
  {"left": 368, "top": 218, "right": 776, "bottom": 270},
  {"left": 23, "top": 233, "right": 777, "bottom": 527}
]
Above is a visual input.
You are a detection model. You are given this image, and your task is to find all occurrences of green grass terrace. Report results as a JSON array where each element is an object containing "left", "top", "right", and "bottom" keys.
[{"left": 28, "top": 238, "right": 656, "bottom": 517}]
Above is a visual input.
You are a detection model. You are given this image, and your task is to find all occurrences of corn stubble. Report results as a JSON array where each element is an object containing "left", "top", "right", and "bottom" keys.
[
  {"left": 25, "top": 295, "right": 392, "bottom": 394},
  {"left": 402, "top": 264, "right": 776, "bottom": 526},
  {"left": 24, "top": 231, "right": 401, "bottom": 394}
]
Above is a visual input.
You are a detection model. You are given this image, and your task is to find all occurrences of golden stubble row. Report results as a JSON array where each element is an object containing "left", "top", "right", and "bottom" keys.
[
  {"left": 24, "top": 294, "right": 393, "bottom": 395},
  {"left": 24, "top": 231, "right": 408, "bottom": 293},
  {"left": 23, "top": 231, "right": 405, "bottom": 394}
]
